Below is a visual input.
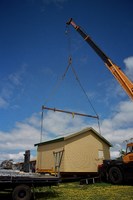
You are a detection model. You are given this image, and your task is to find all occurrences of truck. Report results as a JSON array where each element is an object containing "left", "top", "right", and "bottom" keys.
[
  {"left": 67, "top": 18, "right": 133, "bottom": 184},
  {"left": 98, "top": 142, "right": 133, "bottom": 184},
  {"left": 0, "top": 151, "right": 59, "bottom": 200}
]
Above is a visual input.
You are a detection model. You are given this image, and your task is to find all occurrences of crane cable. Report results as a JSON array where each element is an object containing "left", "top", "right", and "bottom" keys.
[
  {"left": 70, "top": 62, "right": 98, "bottom": 118},
  {"left": 44, "top": 59, "right": 71, "bottom": 106},
  {"left": 66, "top": 25, "right": 101, "bottom": 134},
  {"left": 69, "top": 57, "right": 101, "bottom": 134},
  {"left": 40, "top": 26, "right": 101, "bottom": 142},
  {"left": 40, "top": 58, "right": 72, "bottom": 142}
]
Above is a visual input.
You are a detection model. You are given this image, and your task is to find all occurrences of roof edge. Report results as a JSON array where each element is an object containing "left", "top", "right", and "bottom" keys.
[
  {"left": 34, "top": 137, "right": 64, "bottom": 146},
  {"left": 64, "top": 127, "right": 112, "bottom": 147},
  {"left": 34, "top": 127, "right": 112, "bottom": 147}
]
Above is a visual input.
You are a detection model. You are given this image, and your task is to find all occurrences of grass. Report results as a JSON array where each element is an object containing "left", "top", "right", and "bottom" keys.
[
  {"left": 34, "top": 182, "right": 133, "bottom": 200},
  {"left": 0, "top": 182, "right": 133, "bottom": 200}
]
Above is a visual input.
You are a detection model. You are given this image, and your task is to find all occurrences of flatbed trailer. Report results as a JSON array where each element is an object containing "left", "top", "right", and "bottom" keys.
[{"left": 0, "top": 169, "right": 59, "bottom": 200}]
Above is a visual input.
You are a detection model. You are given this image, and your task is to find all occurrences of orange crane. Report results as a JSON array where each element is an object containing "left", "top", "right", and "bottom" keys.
[
  {"left": 67, "top": 18, "right": 133, "bottom": 184},
  {"left": 67, "top": 18, "right": 133, "bottom": 100}
]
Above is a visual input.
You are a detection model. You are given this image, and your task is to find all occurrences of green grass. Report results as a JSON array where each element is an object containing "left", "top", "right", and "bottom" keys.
[
  {"left": 34, "top": 182, "right": 133, "bottom": 200},
  {"left": 0, "top": 182, "right": 132, "bottom": 200}
]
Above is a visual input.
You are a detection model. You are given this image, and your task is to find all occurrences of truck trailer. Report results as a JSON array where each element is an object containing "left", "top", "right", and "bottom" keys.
[{"left": 0, "top": 169, "right": 59, "bottom": 200}]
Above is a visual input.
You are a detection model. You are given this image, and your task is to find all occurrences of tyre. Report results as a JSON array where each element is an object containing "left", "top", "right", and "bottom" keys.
[
  {"left": 108, "top": 166, "right": 123, "bottom": 184},
  {"left": 12, "top": 184, "right": 32, "bottom": 200}
]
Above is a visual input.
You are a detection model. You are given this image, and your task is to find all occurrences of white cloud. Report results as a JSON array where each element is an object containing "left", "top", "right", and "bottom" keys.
[
  {"left": 0, "top": 114, "right": 41, "bottom": 162},
  {"left": 8, "top": 73, "right": 22, "bottom": 86},
  {"left": 25, "top": 113, "right": 41, "bottom": 128},
  {"left": 0, "top": 97, "right": 133, "bottom": 162},
  {"left": 97, "top": 56, "right": 133, "bottom": 103},
  {"left": 99, "top": 99, "right": 133, "bottom": 158},
  {"left": 0, "top": 152, "right": 25, "bottom": 162},
  {"left": 110, "top": 150, "right": 120, "bottom": 159},
  {"left": 0, "top": 111, "right": 89, "bottom": 162},
  {"left": 41, "top": 111, "right": 88, "bottom": 140},
  {"left": 0, "top": 124, "right": 39, "bottom": 151},
  {"left": 0, "top": 151, "right": 36, "bottom": 163},
  {"left": 124, "top": 56, "right": 133, "bottom": 81},
  {"left": 101, "top": 100, "right": 133, "bottom": 136},
  {"left": 0, "top": 97, "right": 9, "bottom": 108},
  {"left": 0, "top": 65, "right": 26, "bottom": 109},
  {"left": 112, "top": 101, "right": 133, "bottom": 127}
]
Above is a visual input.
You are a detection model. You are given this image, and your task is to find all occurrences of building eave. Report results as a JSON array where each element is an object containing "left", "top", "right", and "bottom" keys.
[
  {"left": 34, "top": 127, "right": 112, "bottom": 147},
  {"left": 34, "top": 137, "right": 64, "bottom": 147}
]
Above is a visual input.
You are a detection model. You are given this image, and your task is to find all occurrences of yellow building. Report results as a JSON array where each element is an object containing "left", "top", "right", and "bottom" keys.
[{"left": 34, "top": 127, "right": 112, "bottom": 177}]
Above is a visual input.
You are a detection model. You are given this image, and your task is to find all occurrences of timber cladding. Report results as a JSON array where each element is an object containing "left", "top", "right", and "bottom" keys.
[{"left": 35, "top": 127, "right": 111, "bottom": 174}]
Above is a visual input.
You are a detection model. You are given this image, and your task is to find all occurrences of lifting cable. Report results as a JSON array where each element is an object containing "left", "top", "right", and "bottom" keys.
[
  {"left": 41, "top": 56, "right": 72, "bottom": 142},
  {"left": 70, "top": 59, "right": 101, "bottom": 134},
  {"left": 70, "top": 62, "right": 98, "bottom": 118},
  {"left": 65, "top": 24, "right": 101, "bottom": 134},
  {"left": 65, "top": 24, "right": 98, "bottom": 117},
  {"left": 40, "top": 26, "right": 101, "bottom": 142},
  {"left": 41, "top": 103, "right": 99, "bottom": 142},
  {"left": 40, "top": 110, "right": 43, "bottom": 142},
  {"left": 44, "top": 58, "right": 71, "bottom": 106},
  {"left": 69, "top": 57, "right": 101, "bottom": 135}
]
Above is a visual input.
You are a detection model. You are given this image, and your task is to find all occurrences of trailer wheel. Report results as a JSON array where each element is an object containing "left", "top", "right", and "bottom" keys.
[
  {"left": 12, "top": 184, "right": 32, "bottom": 200},
  {"left": 109, "top": 166, "right": 123, "bottom": 184}
]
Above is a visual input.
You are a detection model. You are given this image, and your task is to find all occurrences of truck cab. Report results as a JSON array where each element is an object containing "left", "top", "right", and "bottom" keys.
[{"left": 123, "top": 143, "right": 133, "bottom": 163}]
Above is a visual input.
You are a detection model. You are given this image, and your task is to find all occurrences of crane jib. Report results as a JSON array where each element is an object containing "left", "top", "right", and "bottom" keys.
[
  {"left": 76, "top": 27, "right": 112, "bottom": 67},
  {"left": 67, "top": 18, "right": 133, "bottom": 100}
]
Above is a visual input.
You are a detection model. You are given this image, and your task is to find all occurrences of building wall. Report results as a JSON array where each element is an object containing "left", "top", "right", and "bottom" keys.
[
  {"left": 63, "top": 130, "right": 110, "bottom": 172},
  {"left": 36, "top": 130, "right": 110, "bottom": 173},
  {"left": 36, "top": 140, "right": 65, "bottom": 172}
]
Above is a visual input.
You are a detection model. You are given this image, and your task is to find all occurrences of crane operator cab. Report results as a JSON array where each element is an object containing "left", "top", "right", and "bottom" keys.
[{"left": 123, "top": 143, "right": 133, "bottom": 163}]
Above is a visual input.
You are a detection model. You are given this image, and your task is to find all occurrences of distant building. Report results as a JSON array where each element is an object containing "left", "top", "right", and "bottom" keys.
[
  {"left": 34, "top": 127, "right": 112, "bottom": 177},
  {"left": 15, "top": 159, "right": 36, "bottom": 172}
]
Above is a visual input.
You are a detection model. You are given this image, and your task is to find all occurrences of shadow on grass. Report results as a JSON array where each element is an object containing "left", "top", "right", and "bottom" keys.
[
  {"left": 34, "top": 190, "right": 59, "bottom": 199},
  {"left": 0, "top": 190, "right": 59, "bottom": 200}
]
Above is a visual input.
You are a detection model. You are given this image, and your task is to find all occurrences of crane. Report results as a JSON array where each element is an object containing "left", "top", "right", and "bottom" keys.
[
  {"left": 66, "top": 19, "right": 133, "bottom": 184},
  {"left": 66, "top": 18, "right": 133, "bottom": 100}
]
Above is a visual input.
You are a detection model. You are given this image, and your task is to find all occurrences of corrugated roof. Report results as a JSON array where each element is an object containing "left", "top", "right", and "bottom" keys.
[{"left": 34, "top": 127, "right": 112, "bottom": 147}]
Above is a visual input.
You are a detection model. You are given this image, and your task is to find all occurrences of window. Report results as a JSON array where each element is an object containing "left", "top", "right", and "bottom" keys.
[{"left": 98, "top": 150, "right": 104, "bottom": 159}]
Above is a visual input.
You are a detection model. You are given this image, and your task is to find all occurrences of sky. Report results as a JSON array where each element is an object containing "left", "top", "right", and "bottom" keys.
[{"left": 0, "top": 0, "right": 133, "bottom": 162}]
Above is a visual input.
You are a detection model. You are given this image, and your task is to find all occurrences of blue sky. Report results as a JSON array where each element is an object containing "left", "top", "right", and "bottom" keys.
[{"left": 0, "top": 0, "right": 133, "bottom": 162}]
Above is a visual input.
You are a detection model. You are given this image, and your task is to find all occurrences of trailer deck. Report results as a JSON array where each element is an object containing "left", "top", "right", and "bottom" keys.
[
  {"left": 0, "top": 169, "right": 59, "bottom": 200},
  {"left": 0, "top": 169, "right": 59, "bottom": 188}
]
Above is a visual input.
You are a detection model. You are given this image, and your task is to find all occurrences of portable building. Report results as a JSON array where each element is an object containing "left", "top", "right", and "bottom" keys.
[{"left": 34, "top": 127, "right": 112, "bottom": 177}]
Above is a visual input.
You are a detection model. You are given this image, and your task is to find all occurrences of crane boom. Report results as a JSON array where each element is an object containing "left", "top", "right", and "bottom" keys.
[{"left": 67, "top": 18, "right": 133, "bottom": 100}]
